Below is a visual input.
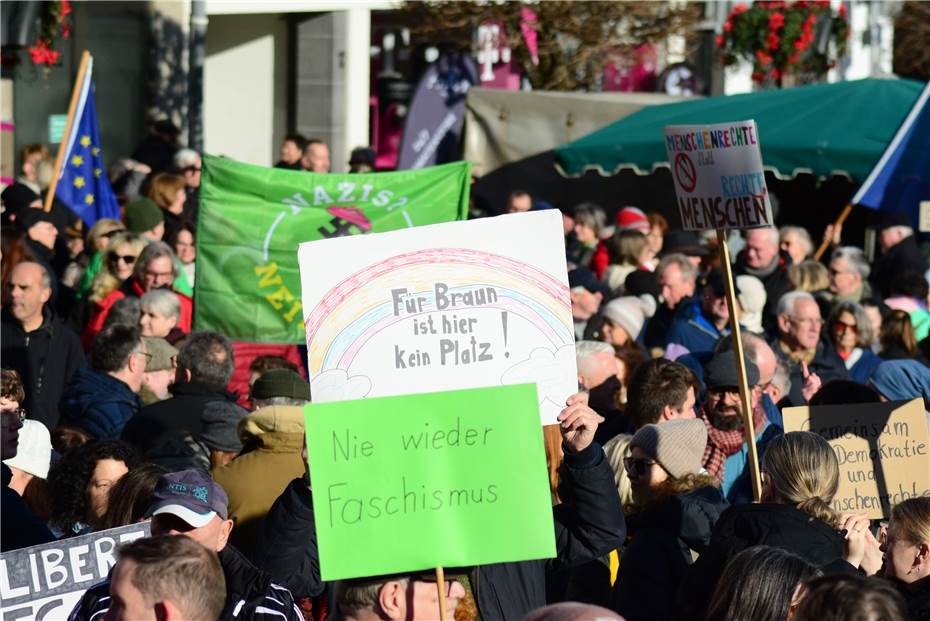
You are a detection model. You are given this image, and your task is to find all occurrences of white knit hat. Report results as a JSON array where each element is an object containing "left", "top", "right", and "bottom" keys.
[
  {"left": 602, "top": 294, "right": 657, "bottom": 341},
  {"left": 736, "top": 275, "right": 767, "bottom": 335},
  {"left": 3, "top": 419, "right": 52, "bottom": 479}
]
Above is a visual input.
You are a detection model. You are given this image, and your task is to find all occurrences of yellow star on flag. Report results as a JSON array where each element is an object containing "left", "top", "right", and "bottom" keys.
[
  {"left": 91, "top": 147, "right": 100, "bottom": 156},
  {"left": 94, "top": 168, "right": 102, "bottom": 178},
  {"left": 71, "top": 155, "right": 84, "bottom": 167},
  {"left": 73, "top": 176, "right": 86, "bottom": 189},
  {"left": 80, "top": 135, "right": 92, "bottom": 148},
  {"left": 84, "top": 194, "right": 95, "bottom": 205}
]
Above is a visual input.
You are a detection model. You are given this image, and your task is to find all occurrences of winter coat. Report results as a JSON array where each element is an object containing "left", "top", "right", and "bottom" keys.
[
  {"left": 664, "top": 300, "right": 725, "bottom": 359},
  {"left": 676, "top": 502, "right": 854, "bottom": 620},
  {"left": 255, "top": 442, "right": 625, "bottom": 621},
  {"left": 847, "top": 347, "right": 884, "bottom": 384},
  {"left": 121, "top": 381, "right": 245, "bottom": 458},
  {"left": 612, "top": 486, "right": 728, "bottom": 621},
  {"left": 734, "top": 249, "right": 793, "bottom": 334},
  {"left": 68, "top": 544, "right": 303, "bottom": 621},
  {"left": 871, "top": 235, "right": 929, "bottom": 300},
  {"left": 1, "top": 307, "right": 85, "bottom": 429},
  {"left": 213, "top": 405, "right": 306, "bottom": 561},
  {"left": 59, "top": 369, "right": 142, "bottom": 440},
  {"left": 773, "top": 337, "right": 850, "bottom": 406},
  {"left": 82, "top": 277, "right": 192, "bottom": 351},
  {"left": 1, "top": 465, "right": 55, "bottom": 552},
  {"left": 894, "top": 574, "right": 930, "bottom": 621}
]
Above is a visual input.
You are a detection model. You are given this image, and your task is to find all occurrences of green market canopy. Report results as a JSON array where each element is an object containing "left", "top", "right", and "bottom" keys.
[{"left": 555, "top": 78, "right": 925, "bottom": 182}]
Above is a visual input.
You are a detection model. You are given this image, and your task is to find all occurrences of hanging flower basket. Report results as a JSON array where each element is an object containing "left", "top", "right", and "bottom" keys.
[
  {"left": 716, "top": 1, "right": 849, "bottom": 86},
  {"left": 1, "top": 1, "right": 71, "bottom": 73}
]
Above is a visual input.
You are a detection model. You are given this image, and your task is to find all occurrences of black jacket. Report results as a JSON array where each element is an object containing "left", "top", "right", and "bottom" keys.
[
  {"left": 772, "top": 337, "right": 850, "bottom": 406},
  {"left": 1, "top": 307, "right": 85, "bottom": 429},
  {"left": 1, "top": 464, "right": 56, "bottom": 552},
  {"left": 68, "top": 544, "right": 303, "bottom": 621},
  {"left": 871, "top": 235, "right": 930, "bottom": 300},
  {"left": 612, "top": 486, "right": 728, "bottom": 621},
  {"left": 734, "top": 249, "right": 793, "bottom": 334},
  {"left": 255, "top": 443, "right": 625, "bottom": 621},
  {"left": 676, "top": 502, "right": 854, "bottom": 620},
  {"left": 121, "top": 381, "right": 239, "bottom": 456},
  {"left": 894, "top": 574, "right": 930, "bottom": 621}
]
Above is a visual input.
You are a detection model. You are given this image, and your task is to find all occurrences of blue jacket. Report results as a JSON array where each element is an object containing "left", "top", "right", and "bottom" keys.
[
  {"left": 665, "top": 300, "right": 726, "bottom": 359},
  {"left": 848, "top": 348, "right": 883, "bottom": 384},
  {"left": 60, "top": 369, "right": 142, "bottom": 440}
]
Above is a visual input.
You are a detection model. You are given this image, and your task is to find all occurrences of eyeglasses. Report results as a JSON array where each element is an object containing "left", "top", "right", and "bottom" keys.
[
  {"left": 789, "top": 316, "right": 824, "bottom": 327},
  {"left": 182, "top": 166, "right": 201, "bottom": 174},
  {"left": 145, "top": 270, "right": 173, "bottom": 279},
  {"left": 834, "top": 321, "right": 858, "bottom": 334},
  {"left": 623, "top": 457, "right": 658, "bottom": 476},
  {"left": 110, "top": 254, "right": 136, "bottom": 265},
  {"left": 828, "top": 268, "right": 854, "bottom": 278}
]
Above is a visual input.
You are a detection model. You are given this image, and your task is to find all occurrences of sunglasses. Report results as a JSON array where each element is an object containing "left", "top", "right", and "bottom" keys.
[
  {"left": 623, "top": 457, "right": 657, "bottom": 476},
  {"left": 110, "top": 254, "right": 136, "bottom": 265},
  {"left": 834, "top": 321, "right": 857, "bottom": 334}
]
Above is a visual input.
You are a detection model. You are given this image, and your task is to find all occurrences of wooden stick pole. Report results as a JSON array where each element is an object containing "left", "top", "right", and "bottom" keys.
[
  {"left": 435, "top": 567, "right": 448, "bottom": 621},
  {"left": 716, "top": 229, "right": 763, "bottom": 501},
  {"left": 44, "top": 50, "right": 92, "bottom": 213},
  {"left": 813, "top": 203, "right": 854, "bottom": 261}
]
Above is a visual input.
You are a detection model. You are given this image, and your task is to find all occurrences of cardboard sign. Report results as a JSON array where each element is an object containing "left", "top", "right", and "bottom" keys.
[
  {"left": 298, "top": 210, "right": 577, "bottom": 425},
  {"left": 783, "top": 399, "right": 930, "bottom": 519},
  {"left": 664, "top": 120, "right": 774, "bottom": 231},
  {"left": 304, "top": 384, "right": 556, "bottom": 581},
  {"left": 0, "top": 522, "right": 150, "bottom": 620}
]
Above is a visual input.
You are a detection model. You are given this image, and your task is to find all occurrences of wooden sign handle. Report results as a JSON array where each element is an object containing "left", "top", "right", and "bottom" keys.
[
  {"left": 813, "top": 203, "right": 854, "bottom": 261},
  {"left": 717, "top": 229, "right": 763, "bottom": 501},
  {"left": 436, "top": 566, "right": 448, "bottom": 621}
]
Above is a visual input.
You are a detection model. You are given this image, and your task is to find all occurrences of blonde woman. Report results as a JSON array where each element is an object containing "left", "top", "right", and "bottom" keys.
[
  {"left": 81, "top": 232, "right": 145, "bottom": 350},
  {"left": 678, "top": 432, "right": 876, "bottom": 620}
]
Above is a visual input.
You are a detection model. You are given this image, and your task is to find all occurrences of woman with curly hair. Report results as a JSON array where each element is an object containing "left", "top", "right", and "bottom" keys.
[
  {"left": 610, "top": 419, "right": 728, "bottom": 620},
  {"left": 47, "top": 440, "right": 141, "bottom": 537}
]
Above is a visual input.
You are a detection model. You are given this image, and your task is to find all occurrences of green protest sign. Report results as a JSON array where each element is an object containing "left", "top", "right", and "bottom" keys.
[
  {"left": 194, "top": 155, "right": 470, "bottom": 343},
  {"left": 304, "top": 383, "right": 556, "bottom": 580}
]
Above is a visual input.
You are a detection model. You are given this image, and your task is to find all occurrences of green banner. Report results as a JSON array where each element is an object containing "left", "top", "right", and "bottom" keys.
[
  {"left": 194, "top": 155, "right": 470, "bottom": 343},
  {"left": 304, "top": 384, "right": 556, "bottom": 580}
]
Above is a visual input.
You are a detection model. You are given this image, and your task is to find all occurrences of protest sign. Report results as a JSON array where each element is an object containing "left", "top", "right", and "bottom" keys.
[
  {"left": 304, "top": 383, "right": 556, "bottom": 581},
  {"left": 195, "top": 155, "right": 470, "bottom": 343},
  {"left": 783, "top": 398, "right": 930, "bottom": 519},
  {"left": 0, "top": 522, "right": 150, "bottom": 620},
  {"left": 298, "top": 209, "right": 576, "bottom": 425},
  {"left": 664, "top": 120, "right": 774, "bottom": 231}
]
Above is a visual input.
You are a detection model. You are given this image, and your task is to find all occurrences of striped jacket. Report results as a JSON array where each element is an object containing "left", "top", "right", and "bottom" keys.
[{"left": 68, "top": 544, "right": 303, "bottom": 621}]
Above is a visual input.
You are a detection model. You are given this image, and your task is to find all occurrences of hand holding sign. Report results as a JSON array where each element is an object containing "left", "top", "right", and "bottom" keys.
[{"left": 558, "top": 393, "right": 603, "bottom": 454}]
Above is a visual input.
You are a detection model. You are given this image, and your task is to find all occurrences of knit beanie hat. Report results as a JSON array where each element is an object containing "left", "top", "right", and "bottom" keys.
[
  {"left": 704, "top": 350, "right": 760, "bottom": 389},
  {"left": 199, "top": 400, "right": 248, "bottom": 452},
  {"left": 615, "top": 207, "right": 651, "bottom": 234},
  {"left": 3, "top": 420, "right": 52, "bottom": 479},
  {"left": 251, "top": 368, "right": 311, "bottom": 401},
  {"left": 142, "top": 337, "right": 178, "bottom": 372},
  {"left": 735, "top": 275, "right": 766, "bottom": 334},
  {"left": 124, "top": 197, "right": 164, "bottom": 234},
  {"left": 630, "top": 419, "right": 708, "bottom": 478},
  {"left": 602, "top": 294, "right": 657, "bottom": 341}
]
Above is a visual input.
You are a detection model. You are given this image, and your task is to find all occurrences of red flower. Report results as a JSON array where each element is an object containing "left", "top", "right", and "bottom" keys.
[
  {"left": 794, "top": 38, "right": 808, "bottom": 51},
  {"left": 769, "top": 12, "right": 785, "bottom": 31},
  {"left": 771, "top": 68, "right": 782, "bottom": 81},
  {"left": 724, "top": 19, "right": 733, "bottom": 32},
  {"left": 816, "top": 0, "right": 829, "bottom": 7},
  {"left": 752, "top": 71, "right": 765, "bottom": 83},
  {"left": 732, "top": 3, "right": 749, "bottom": 14},
  {"left": 61, "top": 22, "right": 71, "bottom": 38},
  {"left": 755, "top": 50, "right": 772, "bottom": 65},
  {"left": 788, "top": 51, "right": 801, "bottom": 64},
  {"left": 60, "top": 0, "right": 71, "bottom": 17},
  {"left": 715, "top": 34, "right": 725, "bottom": 48},
  {"left": 838, "top": 4, "right": 847, "bottom": 18},
  {"left": 767, "top": 32, "right": 781, "bottom": 50},
  {"left": 28, "top": 40, "right": 61, "bottom": 66}
]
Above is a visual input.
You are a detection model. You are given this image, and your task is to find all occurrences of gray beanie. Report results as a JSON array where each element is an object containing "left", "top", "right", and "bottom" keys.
[
  {"left": 602, "top": 294, "right": 657, "bottom": 341},
  {"left": 199, "top": 400, "right": 249, "bottom": 452},
  {"left": 630, "top": 419, "right": 708, "bottom": 478}
]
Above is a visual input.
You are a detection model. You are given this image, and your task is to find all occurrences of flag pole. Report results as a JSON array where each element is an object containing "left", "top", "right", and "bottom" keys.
[
  {"left": 44, "top": 50, "right": 92, "bottom": 213},
  {"left": 813, "top": 203, "right": 854, "bottom": 261}
]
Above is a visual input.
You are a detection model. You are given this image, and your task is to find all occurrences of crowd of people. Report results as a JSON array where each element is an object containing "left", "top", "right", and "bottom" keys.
[{"left": 0, "top": 122, "right": 929, "bottom": 621}]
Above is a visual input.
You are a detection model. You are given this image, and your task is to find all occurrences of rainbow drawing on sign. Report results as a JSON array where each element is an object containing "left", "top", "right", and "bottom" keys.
[{"left": 304, "top": 249, "right": 572, "bottom": 376}]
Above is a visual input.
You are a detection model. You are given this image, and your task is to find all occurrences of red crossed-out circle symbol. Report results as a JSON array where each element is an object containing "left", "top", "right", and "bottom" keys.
[{"left": 674, "top": 152, "right": 697, "bottom": 193}]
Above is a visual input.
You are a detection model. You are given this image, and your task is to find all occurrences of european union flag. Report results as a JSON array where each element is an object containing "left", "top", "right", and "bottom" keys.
[{"left": 55, "top": 63, "right": 120, "bottom": 227}]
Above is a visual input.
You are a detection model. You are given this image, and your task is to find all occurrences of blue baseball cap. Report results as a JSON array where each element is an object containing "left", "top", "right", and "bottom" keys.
[{"left": 146, "top": 469, "right": 229, "bottom": 527}]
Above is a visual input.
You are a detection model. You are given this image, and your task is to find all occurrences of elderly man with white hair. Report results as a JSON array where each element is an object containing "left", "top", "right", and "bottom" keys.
[
  {"left": 772, "top": 290, "right": 848, "bottom": 407},
  {"left": 734, "top": 226, "right": 792, "bottom": 333},
  {"left": 827, "top": 246, "right": 872, "bottom": 305},
  {"left": 576, "top": 340, "right": 630, "bottom": 444},
  {"left": 870, "top": 212, "right": 929, "bottom": 299}
]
